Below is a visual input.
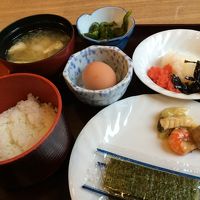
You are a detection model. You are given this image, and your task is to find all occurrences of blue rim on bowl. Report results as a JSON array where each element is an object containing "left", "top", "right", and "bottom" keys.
[{"left": 76, "top": 6, "right": 135, "bottom": 47}]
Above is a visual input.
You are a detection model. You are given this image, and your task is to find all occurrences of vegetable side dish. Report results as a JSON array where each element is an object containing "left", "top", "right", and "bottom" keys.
[
  {"left": 148, "top": 52, "right": 200, "bottom": 94},
  {"left": 157, "top": 107, "right": 200, "bottom": 155},
  {"left": 84, "top": 11, "right": 132, "bottom": 40}
]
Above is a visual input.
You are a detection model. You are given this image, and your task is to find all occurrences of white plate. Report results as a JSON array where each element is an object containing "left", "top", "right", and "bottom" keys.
[
  {"left": 68, "top": 94, "right": 200, "bottom": 200},
  {"left": 132, "top": 29, "right": 200, "bottom": 100}
]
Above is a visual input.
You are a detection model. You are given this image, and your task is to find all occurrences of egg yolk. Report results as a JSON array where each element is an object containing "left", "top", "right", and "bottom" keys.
[{"left": 82, "top": 61, "right": 117, "bottom": 90}]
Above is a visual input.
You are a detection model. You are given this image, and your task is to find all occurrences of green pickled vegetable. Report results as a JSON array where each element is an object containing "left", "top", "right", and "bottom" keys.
[
  {"left": 84, "top": 11, "right": 132, "bottom": 40},
  {"left": 113, "top": 10, "right": 132, "bottom": 37},
  {"left": 89, "top": 22, "right": 100, "bottom": 32},
  {"left": 103, "top": 158, "right": 200, "bottom": 200}
]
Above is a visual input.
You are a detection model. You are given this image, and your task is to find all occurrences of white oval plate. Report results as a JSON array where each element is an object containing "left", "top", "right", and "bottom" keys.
[
  {"left": 68, "top": 94, "right": 200, "bottom": 200},
  {"left": 132, "top": 29, "right": 200, "bottom": 100}
]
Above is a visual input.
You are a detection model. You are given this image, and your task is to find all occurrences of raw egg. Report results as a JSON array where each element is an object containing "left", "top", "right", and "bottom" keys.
[{"left": 82, "top": 61, "right": 117, "bottom": 90}]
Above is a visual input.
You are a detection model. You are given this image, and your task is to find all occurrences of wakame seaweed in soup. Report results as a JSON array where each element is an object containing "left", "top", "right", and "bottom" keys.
[{"left": 102, "top": 158, "right": 200, "bottom": 200}]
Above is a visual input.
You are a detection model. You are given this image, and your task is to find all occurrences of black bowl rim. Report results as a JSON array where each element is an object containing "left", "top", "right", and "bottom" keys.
[
  {"left": 0, "top": 14, "right": 75, "bottom": 64},
  {"left": 0, "top": 73, "right": 62, "bottom": 165}
]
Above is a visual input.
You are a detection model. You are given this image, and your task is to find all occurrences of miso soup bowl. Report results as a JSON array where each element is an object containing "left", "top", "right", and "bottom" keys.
[
  {"left": 0, "top": 73, "right": 72, "bottom": 187},
  {"left": 0, "top": 14, "right": 75, "bottom": 77}
]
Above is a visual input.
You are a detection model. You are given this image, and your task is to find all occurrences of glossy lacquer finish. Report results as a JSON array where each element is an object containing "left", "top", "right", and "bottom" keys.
[
  {"left": 0, "top": 14, "right": 75, "bottom": 77},
  {"left": 0, "top": 73, "right": 71, "bottom": 187},
  {"left": 2, "top": 24, "right": 200, "bottom": 200}
]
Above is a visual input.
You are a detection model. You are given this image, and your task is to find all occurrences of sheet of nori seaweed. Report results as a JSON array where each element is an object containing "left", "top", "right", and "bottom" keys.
[{"left": 103, "top": 158, "right": 200, "bottom": 200}]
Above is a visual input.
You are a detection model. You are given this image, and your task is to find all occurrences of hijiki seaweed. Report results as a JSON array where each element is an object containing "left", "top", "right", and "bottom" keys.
[{"left": 172, "top": 60, "right": 200, "bottom": 94}]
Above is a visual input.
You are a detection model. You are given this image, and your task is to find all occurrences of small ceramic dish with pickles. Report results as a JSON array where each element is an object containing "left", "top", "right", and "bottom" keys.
[{"left": 76, "top": 6, "right": 135, "bottom": 50}]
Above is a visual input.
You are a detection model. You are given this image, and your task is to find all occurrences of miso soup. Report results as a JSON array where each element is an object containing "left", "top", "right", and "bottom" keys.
[{"left": 6, "top": 29, "right": 70, "bottom": 63}]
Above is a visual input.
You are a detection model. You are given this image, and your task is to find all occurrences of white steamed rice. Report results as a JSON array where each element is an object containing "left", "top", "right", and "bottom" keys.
[{"left": 0, "top": 93, "right": 57, "bottom": 161}]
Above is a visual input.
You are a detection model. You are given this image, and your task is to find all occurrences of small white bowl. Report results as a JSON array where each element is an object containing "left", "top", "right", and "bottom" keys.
[
  {"left": 63, "top": 45, "right": 133, "bottom": 106},
  {"left": 132, "top": 29, "right": 200, "bottom": 100},
  {"left": 76, "top": 6, "right": 135, "bottom": 50}
]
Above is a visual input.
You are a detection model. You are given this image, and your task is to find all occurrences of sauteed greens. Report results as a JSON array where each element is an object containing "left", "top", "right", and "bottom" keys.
[{"left": 84, "top": 11, "right": 132, "bottom": 40}]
